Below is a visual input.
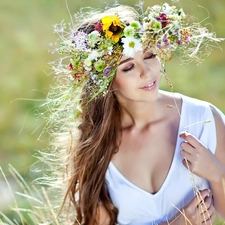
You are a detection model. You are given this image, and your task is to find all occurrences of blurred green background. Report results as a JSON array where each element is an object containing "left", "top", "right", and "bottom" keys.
[{"left": 0, "top": 0, "right": 224, "bottom": 223}]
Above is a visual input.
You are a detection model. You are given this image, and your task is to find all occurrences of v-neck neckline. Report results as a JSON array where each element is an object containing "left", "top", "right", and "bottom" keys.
[{"left": 109, "top": 93, "right": 185, "bottom": 197}]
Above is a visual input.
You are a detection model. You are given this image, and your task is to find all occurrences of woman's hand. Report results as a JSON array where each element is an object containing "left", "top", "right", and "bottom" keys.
[
  {"left": 174, "top": 189, "right": 215, "bottom": 225},
  {"left": 179, "top": 131, "right": 222, "bottom": 182}
]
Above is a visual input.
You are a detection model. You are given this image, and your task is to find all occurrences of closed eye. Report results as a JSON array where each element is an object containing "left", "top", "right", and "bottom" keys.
[
  {"left": 144, "top": 53, "right": 156, "bottom": 60},
  {"left": 122, "top": 64, "right": 134, "bottom": 72},
  {"left": 121, "top": 52, "right": 156, "bottom": 73}
]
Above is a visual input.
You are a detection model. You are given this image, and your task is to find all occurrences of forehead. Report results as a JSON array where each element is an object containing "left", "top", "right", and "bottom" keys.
[
  {"left": 119, "top": 48, "right": 154, "bottom": 64},
  {"left": 121, "top": 50, "right": 142, "bottom": 59}
]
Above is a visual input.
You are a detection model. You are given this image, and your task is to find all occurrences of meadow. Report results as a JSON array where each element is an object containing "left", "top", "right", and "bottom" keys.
[{"left": 0, "top": 0, "right": 225, "bottom": 224}]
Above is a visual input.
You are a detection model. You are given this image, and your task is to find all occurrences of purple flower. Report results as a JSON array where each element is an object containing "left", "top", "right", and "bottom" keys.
[
  {"left": 156, "top": 13, "right": 169, "bottom": 28},
  {"left": 103, "top": 66, "right": 111, "bottom": 77},
  {"left": 72, "top": 31, "right": 88, "bottom": 50},
  {"left": 178, "top": 40, "right": 182, "bottom": 45},
  {"left": 184, "top": 36, "right": 190, "bottom": 44},
  {"left": 94, "top": 21, "right": 103, "bottom": 32},
  {"left": 157, "top": 44, "right": 162, "bottom": 49},
  {"left": 163, "top": 38, "right": 169, "bottom": 44},
  {"left": 163, "top": 38, "right": 170, "bottom": 48},
  {"left": 68, "top": 62, "right": 73, "bottom": 70}
]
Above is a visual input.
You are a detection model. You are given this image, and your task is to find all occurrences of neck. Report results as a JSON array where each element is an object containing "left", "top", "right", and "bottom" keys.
[{"left": 119, "top": 94, "right": 164, "bottom": 130}]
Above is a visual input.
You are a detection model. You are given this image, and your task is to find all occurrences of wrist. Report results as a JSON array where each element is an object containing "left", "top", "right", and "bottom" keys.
[
  {"left": 209, "top": 163, "right": 225, "bottom": 184},
  {"left": 168, "top": 210, "right": 187, "bottom": 225}
]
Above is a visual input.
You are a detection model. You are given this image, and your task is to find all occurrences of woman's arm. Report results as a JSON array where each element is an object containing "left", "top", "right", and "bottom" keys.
[
  {"left": 160, "top": 189, "right": 214, "bottom": 225},
  {"left": 89, "top": 204, "right": 111, "bottom": 225},
  {"left": 179, "top": 106, "right": 225, "bottom": 219},
  {"left": 209, "top": 106, "right": 225, "bottom": 219},
  {"left": 95, "top": 106, "right": 225, "bottom": 225},
  {"left": 94, "top": 191, "right": 214, "bottom": 225}
]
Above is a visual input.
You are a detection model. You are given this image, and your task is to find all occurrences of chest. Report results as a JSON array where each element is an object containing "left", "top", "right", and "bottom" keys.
[
  {"left": 112, "top": 121, "right": 179, "bottom": 194},
  {"left": 106, "top": 158, "right": 209, "bottom": 225}
]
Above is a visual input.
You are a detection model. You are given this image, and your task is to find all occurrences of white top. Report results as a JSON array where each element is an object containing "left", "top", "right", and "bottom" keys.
[{"left": 105, "top": 94, "right": 223, "bottom": 225}]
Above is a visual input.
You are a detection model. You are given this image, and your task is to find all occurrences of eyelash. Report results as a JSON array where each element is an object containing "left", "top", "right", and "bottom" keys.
[
  {"left": 145, "top": 53, "right": 156, "bottom": 60},
  {"left": 122, "top": 53, "right": 156, "bottom": 73}
]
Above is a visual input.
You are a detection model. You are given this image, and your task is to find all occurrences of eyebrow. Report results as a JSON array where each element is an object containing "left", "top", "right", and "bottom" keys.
[{"left": 119, "top": 57, "right": 133, "bottom": 66}]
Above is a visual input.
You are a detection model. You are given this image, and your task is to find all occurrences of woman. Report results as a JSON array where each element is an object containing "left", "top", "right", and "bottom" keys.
[{"left": 48, "top": 2, "right": 225, "bottom": 225}]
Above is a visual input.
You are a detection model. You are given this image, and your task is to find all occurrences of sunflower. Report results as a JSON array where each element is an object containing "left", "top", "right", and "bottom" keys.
[{"left": 102, "top": 15, "right": 124, "bottom": 43}]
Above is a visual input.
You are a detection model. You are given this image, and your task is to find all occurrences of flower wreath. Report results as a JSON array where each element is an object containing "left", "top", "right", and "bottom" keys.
[{"left": 50, "top": 3, "right": 223, "bottom": 102}]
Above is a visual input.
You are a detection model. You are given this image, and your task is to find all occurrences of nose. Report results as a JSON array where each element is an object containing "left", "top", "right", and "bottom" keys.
[{"left": 138, "top": 60, "right": 152, "bottom": 79}]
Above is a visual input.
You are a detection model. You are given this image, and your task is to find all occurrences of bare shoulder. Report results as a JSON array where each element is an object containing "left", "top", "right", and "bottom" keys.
[
  {"left": 210, "top": 105, "right": 225, "bottom": 159},
  {"left": 210, "top": 104, "right": 225, "bottom": 135}
]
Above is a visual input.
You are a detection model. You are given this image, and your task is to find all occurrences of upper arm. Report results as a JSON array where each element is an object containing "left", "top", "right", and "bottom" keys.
[
  {"left": 210, "top": 105, "right": 225, "bottom": 165},
  {"left": 92, "top": 204, "right": 110, "bottom": 225}
]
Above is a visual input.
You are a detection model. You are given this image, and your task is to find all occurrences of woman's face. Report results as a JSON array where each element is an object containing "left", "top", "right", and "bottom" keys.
[{"left": 113, "top": 49, "right": 161, "bottom": 103}]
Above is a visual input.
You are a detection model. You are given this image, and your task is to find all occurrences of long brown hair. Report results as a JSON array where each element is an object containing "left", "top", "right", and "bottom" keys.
[
  {"left": 69, "top": 84, "right": 121, "bottom": 224},
  {"left": 51, "top": 5, "right": 139, "bottom": 224}
]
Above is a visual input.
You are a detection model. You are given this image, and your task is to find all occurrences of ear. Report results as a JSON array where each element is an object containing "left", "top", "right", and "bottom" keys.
[
  {"left": 111, "top": 76, "right": 118, "bottom": 91},
  {"left": 111, "top": 82, "right": 117, "bottom": 91}
]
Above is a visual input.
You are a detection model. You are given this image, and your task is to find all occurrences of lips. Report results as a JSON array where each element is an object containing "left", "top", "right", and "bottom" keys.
[{"left": 139, "top": 80, "right": 156, "bottom": 90}]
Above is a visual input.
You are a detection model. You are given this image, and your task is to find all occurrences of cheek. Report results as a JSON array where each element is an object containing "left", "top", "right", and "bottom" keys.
[
  {"left": 152, "top": 58, "right": 161, "bottom": 69},
  {"left": 151, "top": 60, "right": 162, "bottom": 78},
  {"left": 112, "top": 76, "right": 126, "bottom": 90},
  {"left": 112, "top": 70, "right": 128, "bottom": 90}
]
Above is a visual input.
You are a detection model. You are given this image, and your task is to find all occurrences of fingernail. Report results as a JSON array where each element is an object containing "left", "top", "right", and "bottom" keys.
[{"left": 208, "top": 189, "right": 212, "bottom": 198}]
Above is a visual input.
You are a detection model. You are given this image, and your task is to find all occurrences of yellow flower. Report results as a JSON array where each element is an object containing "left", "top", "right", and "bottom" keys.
[{"left": 102, "top": 15, "right": 124, "bottom": 43}]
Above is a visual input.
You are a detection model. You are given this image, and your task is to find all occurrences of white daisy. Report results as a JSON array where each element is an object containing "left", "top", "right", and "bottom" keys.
[{"left": 121, "top": 37, "right": 142, "bottom": 57}]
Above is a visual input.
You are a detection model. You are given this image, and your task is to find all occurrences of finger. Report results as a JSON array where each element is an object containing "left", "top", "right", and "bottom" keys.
[
  {"left": 197, "top": 195, "right": 212, "bottom": 213},
  {"left": 198, "top": 203, "right": 214, "bottom": 225},
  {"left": 182, "top": 158, "right": 193, "bottom": 171},
  {"left": 195, "top": 189, "right": 211, "bottom": 206},
  {"left": 201, "top": 196, "right": 212, "bottom": 211},
  {"left": 180, "top": 149, "right": 193, "bottom": 162},
  {"left": 202, "top": 217, "right": 214, "bottom": 225},
  {"left": 179, "top": 131, "right": 202, "bottom": 148},
  {"left": 201, "top": 207, "right": 215, "bottom": 225},
  {"left": 180, "top": 141, "right": 195, "bottom": 154},
  {"left": 206, "top": 210, "right": 215, "bottom": 225},
  {"left": 201, "top": 198, "right": 215, "bottom": 215},
  {"left": 198, "top": 201, "right": 209, "bottom": 215}
]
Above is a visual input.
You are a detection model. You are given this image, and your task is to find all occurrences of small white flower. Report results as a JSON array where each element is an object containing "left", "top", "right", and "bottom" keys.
[
  {"left": 178, "top": 8, "right": 186, "bottom": 18},
  {"left": 72, "top": 31, "right": 88, "bottom": 51},
  {"left": 122, "top": 37, "right": 142, "bottom": 57},
  {"left": 143, "top": 22, "right": 151, "bottom": 31},
  {"left": 163, "top": 3, "right": 172, "bottom": 15},
  {"left": 84, "top": 58, "right": 92, "bottom": 67},
  {"left": 89, "top": 30, "right": 99, "bottom": 39},
  {"left": 172, "top": 20, "right": 181, "bottom": 29},
  {"left": 84, "top": 64, "right": 92, "bottom": 71},
  {"left": 88, "top": 50, "right": 101, "bottom": 61},
  {"left": 88, "top": 31, "right": 100, "bottom": 47},
  {"left": 163, "top": 3, "right": 177, "bottom": 16},
  {"left": 151, "top": 5, "right": 161, "bottom": 13},
  {"left": 90, "top": 73, "right": 97, "bottom": 83},
  {"left": 107, "top": 46, "right": 113, "bottom": 55}
]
